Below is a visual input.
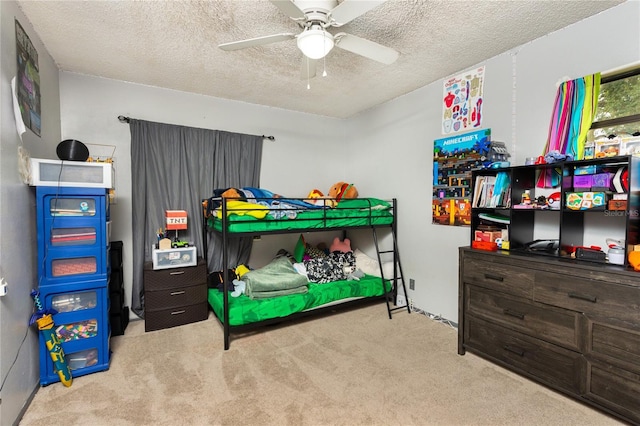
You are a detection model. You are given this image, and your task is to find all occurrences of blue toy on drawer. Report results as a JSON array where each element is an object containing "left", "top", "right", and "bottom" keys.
[{"left": 35, "top": 186, "right": 111, "bottom": 385}]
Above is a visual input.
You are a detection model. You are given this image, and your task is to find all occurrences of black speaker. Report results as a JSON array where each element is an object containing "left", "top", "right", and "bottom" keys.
[{"left": 56, "top": 139, "right": 89, "bottom": 161}]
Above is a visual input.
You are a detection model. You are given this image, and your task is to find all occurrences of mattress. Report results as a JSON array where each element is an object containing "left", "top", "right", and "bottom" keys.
[
  {"left": 208, "top": 274, "right": 391, "bottom": 326},
  {"left": 207, "top": 198, "right": 394, "bottom": 234}
]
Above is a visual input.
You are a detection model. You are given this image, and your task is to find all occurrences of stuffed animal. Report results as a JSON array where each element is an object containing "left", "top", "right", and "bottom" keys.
[
  {"left": 305, "top": 189, "right": 336, "bottom": 207},
  {"left": 629, "top": 251, "right": 640, "bottom": 271},
  {"left": 330, "top": 237, "right": 352, "bottom": 253},
  {"left": 328, "top": 182, "right": 358, "bottom": 202}
]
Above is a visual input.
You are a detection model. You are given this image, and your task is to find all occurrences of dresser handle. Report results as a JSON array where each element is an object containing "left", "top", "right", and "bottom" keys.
[
  {"left": 170, "top": 310, "right": 186, "bottom": 315},
  {"left": 484, "top": 273, "right": 504, "bottom": 282},
  {"left": 503, "top": 309, "right": 525, "bottom": 320},
  {"left": 568, "top": 292, "right": 597, "bottom": 303},
  {"left": 170, "top": 271, "right": 185, "bottom": 276},
  {"left": 503, "top": 345, "right": 525, "bottom": 357},
  {"left": 170, "top": 290, "right": 186, "bottom": 296}
]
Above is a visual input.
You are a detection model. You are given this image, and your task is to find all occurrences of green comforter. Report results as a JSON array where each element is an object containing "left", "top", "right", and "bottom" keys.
[
  {"left": 208, "top": 274, "right": 391, "bottom": 326},
  {"left": 243, "top": 256, "right": 309, "bottom": 299},
  {"left": 208, "top": 198, "right": 394, "bottom": 233}
]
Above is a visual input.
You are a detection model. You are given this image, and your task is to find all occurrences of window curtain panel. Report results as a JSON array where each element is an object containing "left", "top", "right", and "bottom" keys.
[
  {"left": 130, "top": 119, "right": 262, "bottom": 317},
  {"left": 537, "top": 73, "right": 601, "bottom": 187}
]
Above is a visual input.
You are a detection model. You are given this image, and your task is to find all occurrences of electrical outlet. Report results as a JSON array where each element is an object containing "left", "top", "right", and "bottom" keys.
[{"left": 409, "top": 278, "right": 415, "bottom": 290}]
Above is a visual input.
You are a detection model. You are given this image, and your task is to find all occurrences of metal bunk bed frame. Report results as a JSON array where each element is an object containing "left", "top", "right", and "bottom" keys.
[{"left": 201, "top": 197, "right": 410, "bottom": 350}]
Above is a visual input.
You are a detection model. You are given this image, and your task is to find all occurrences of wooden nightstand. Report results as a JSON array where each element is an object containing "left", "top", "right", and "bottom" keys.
[{"left": 143, "top": 257, "right": 208, "bottom": 332}]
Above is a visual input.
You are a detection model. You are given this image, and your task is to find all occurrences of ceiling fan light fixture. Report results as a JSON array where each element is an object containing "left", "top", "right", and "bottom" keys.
[{"left": 297, "top": 28, "right": 334, "bottom": 59}]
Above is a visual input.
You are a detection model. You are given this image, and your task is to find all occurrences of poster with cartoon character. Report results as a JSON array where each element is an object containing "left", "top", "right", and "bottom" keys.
[{"left": 442, "top": 66, "right": 485, "bottom": 135}]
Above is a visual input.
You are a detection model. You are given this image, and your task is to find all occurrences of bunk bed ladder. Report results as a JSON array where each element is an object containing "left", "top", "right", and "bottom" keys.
[{"left": 371, "top": 225, "right": 411, "bottom": 319}]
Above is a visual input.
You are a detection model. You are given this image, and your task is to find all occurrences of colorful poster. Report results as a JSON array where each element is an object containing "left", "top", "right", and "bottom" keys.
[
  {"left": 432, "top": 129, "right": 491, "bottom": 226},
  {"left": 15, "top": 20, "right": 41, "bottom": 136},
  {"left": 442, "top": 66, "right": 485, "bottom": 135}
]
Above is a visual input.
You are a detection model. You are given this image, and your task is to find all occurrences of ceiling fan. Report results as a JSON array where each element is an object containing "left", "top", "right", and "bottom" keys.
[{"left": 218, "top": 0, "right": 399, "bottom": 79}]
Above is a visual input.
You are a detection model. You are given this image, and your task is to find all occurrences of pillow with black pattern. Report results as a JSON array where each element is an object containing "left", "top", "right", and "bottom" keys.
[
  {"left": 305, "top": 245, "right": 327, "bottom": 260},
  {"left": 305, "top": 256, "right": 344, "bottom": 283},
  {"left": 330, "top": 251, "right": 356, "bottom": 276}
]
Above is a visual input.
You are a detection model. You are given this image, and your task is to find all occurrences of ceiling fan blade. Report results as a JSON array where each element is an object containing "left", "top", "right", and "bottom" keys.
[
  {"left": 329, "top": 0, "right": 388, "bottom": 26},
  {"left": 218, "top": 33, "right": 296, "bottom": 51},
  {"left": 334, "top": 32, "right": 399, "bottom": 64},
  {"left": 269, "top": 0, "right": 306, "bottom": 19},
  {"left": 300, "top": 56, "right": 317, "bottom": 80}
]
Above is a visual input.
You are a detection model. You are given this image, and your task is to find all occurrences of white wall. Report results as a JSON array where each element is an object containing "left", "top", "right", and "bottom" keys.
[
  {"left": 0, "top": 2, "right": 61, "bottom": 424},
  {"left": 59, "top": 73, "right": 348, "bottom": 315},
  {"left": 346, "top": 1, "right": 640, "bottom": 321}
]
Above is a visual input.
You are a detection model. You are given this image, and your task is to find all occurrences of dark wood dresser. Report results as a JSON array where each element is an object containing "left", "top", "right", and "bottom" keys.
[
  {"left": 459, "top": 247, "right": 640, "bottom": 424},
  {"left": 143, "top": 257, "right": 208, "bottom": 332}
]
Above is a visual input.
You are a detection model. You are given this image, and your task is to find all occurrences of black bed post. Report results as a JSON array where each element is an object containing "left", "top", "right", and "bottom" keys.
[
  {"left": 222, "top": 199, "right": 230, "bottom": 350},
  {"left": 202, "top": 199, "right": 208, "bottom": 270},
  {"left": 393, "top": 198, "right": 410, "bottom": 314}
]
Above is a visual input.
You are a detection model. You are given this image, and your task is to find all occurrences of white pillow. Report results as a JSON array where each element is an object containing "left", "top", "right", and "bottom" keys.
[
  {"left": 354, "top": 249, "right": 380, "bottom": 276},
  {"left": 354, "top": 249, "right": 397, "bottom": 278},
  {"left": 382, "top": 261, "right": 395, "bottom": 279}
]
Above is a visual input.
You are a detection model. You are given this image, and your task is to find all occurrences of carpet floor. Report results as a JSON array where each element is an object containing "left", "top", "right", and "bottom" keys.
[{"left": 19, "top": 302, "right": 623, "bottom": 425}]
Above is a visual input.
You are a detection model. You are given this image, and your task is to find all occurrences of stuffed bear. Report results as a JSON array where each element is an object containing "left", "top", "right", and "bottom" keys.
[{"left": 328, "top": 182, "right": 358, "bottom": 202}]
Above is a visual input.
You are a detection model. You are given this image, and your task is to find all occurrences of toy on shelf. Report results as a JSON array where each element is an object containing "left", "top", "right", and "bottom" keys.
[
  {"left": 160, "top": 210, "right": 192, "bottom": 248},
  {"left": 29, "top": 290, "right": 72, "bottom": 387}
]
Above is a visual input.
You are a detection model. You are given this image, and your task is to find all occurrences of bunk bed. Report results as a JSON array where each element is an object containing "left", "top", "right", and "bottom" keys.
[{"left": 201, "top": 190, "right": 409, "bottom": 349}]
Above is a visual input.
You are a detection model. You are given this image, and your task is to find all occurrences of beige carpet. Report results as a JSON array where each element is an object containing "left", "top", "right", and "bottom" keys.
[{"left": 20, "top": 303, "right": 622, "bottom": 426}]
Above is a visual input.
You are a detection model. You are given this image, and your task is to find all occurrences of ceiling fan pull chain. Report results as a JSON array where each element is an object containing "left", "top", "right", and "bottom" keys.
[{"left": 323, "top": 34, "right": 328, "bottom": 77}]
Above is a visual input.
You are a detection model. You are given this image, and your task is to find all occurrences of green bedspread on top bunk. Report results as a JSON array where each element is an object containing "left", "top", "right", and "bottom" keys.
[
  {"left": 208, "top": 274, "right": 391, "bottom": 327},
  {"left": 208, "top": 198, "right": 394, "bottom": 233}
]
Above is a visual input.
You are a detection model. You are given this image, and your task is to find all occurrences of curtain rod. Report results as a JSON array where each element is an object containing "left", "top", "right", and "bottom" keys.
[{"left": 117, "top": 115, "right": 275, "bottom": 141}]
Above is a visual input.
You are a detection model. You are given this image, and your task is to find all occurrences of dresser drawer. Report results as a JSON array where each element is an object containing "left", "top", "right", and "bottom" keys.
[
  {"left": 464, "top": 316, "right": 584, "bottom": 394},
  {"left": 588, "top": 321, "right": 640, "bottom": 371},
  {"left": 585, "top": 361, "right": 640, "bottom": 424},
  {"left": 145, "top": 283, "right": 207, "bottom": 312},
  {"left": 144, "top": 302, "right": 208, "bottom": 332},
  {"left": 465, "top": 284, "right": 583, "bottom": 351},
  {"left": 144, "top": 259, "right": 206, "bottom": 291},
  {"left": 462, "top": 256, "right": 533, "bottom": 298},
  {"left": 535, "top": 272, "right": 639, "bottom": 328}
]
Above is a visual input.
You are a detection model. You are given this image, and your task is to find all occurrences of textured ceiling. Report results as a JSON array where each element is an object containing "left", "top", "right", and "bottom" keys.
[{"left": 17, "top": 0, "right": 623, "bottom": 119}]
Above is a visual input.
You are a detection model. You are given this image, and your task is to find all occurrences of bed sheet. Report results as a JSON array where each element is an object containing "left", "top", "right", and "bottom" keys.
[
  {"left": 207, "top": 197, "right": 394, "bottom": 233},
  {"left": 208, "top": 274, "right": 391, "bottom": 327}
]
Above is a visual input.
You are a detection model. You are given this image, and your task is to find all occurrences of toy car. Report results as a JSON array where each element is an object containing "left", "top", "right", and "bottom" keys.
[{"left": 171, "top": 240, "right": 190, "bottom": 248}]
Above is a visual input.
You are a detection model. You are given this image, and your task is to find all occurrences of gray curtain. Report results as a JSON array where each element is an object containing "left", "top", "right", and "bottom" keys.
[{"left": 130, "top": 119, "right": 262, "bottom": 317}]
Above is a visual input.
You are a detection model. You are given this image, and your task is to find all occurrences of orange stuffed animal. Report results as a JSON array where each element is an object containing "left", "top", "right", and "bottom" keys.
[
  {"left": 629, "top": 251, "right": 640, "bottom": 271},
  {"left": 328, "top": 182, "right": 358, "bottom": 202}
]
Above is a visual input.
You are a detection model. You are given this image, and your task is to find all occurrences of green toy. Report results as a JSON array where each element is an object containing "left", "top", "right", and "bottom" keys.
[{"left": 30, "top": 290, "right": 72, "bottom": 387}]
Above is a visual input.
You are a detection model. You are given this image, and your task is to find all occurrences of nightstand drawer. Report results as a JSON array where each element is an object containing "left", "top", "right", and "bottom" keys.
[
  {"left": 465, "top": 284, "right": 583, "bottom": 351},
  {"left": 464, "top": 316, "right": 584, "bottom": 394},
  {"left": 144, "top": 302, "right": 208, "bottom": 332},
  {"left": 143, "top": 258, "right": 206, "bottom": 291},
  {"left": 462, "top": 256, "right": 533, "bottom": 298},
  {"left": 145, "top": 283, "right": 207, "bottom": 312}
]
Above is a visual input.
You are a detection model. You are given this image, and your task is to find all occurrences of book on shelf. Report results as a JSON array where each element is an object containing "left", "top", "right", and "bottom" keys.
[{"left": 473, "top": 172, "right": 511, "bottom": 208}]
